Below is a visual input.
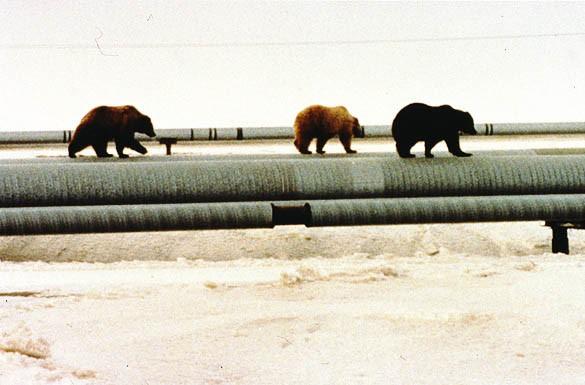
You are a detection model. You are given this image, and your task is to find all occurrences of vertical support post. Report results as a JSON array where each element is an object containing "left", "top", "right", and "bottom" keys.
[
  {"left": 551, "top": 225, "right": 569, "bottom": 254},
  {"left": 158, "top": 138, "right": 177, "bottom": 156}
]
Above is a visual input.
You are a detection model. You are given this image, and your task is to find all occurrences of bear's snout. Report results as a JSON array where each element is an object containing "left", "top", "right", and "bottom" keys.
[{"left": 143, "top": 128, "right": 156, "bottom": 138}]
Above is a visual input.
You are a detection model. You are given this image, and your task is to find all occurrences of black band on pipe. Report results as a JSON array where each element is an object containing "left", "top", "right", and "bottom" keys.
[{"left": 271, "top": 203, "right": 312, "bottom": 226}]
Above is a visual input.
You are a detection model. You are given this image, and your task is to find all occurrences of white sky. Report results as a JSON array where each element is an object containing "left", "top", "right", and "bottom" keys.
[{"left": 1, "top": 1, "right": 585, "bottom": 130}]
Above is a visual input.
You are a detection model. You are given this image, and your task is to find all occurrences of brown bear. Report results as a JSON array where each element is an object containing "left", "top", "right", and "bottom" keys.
[
  {"left": 391, "top": 103, "right": 477, "bottom": 158},
  {"left": 293, "top": 105, "right": 361, "bottom": 154},
  {"left": 68, "top": 105, "right": 156, "bottom": 158}
]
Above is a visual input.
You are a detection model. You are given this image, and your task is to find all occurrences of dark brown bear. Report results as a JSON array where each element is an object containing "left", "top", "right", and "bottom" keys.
[
  {"left": 293, "top": 105, "right": 361, "bottom": 154},
  {"left": 391, "top": 103, "right": 477, "bottom": 158},
  {"left": 68, "top": 105, "right": 156, "bottom": 158}
]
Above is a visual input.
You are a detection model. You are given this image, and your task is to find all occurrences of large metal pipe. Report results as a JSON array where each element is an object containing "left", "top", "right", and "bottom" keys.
[
  {"left": 0, "top": 202, "right": 272, "bottom": 235},
  {"left": 2, "top": 122, "right": 585, "bottom": 144},
  {"left": 0, "top": 130, "right": 71, "bottom": 143},
  {"left": 0, "top": 148, "right": 553, "bottom": 165},
  {"left": 362, "top": 122, "right": 585, "bottom": 137},
  {"left": 478, "top": 122, "right": 585, "bottom": 136},
  {"left": 239, "top": 126, "right": 295, "bottom": 139},
  {"left": 307, "top": 195, "right": 585, "bottom": 226},
  {"left": 2, "top": 148, "right": 584, "bottom": 165},
  {"left": 153, "top": 122, "right": 585, "bottom": 138},
  {"left": 2, "top": 155, "right": 585, "bottom": 207},
  {"left": 1, "top": 195, "right": 585, "bottom": 235}
]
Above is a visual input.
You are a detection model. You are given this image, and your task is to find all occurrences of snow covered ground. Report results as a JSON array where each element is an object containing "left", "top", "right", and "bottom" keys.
[{"left": 1, "top": 137, "right": 585, "bottom": 384}]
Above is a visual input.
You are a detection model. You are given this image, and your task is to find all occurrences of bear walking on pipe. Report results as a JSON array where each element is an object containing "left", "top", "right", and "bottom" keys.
[
  {"left": 293, "top": 105, "right": 361, "bottom": 154},
  {"left": 391, "top": 103, "right": 477, "bottom": 158},
  {"left": 68, "top": 105, "right": 156, "bottom": 158}
]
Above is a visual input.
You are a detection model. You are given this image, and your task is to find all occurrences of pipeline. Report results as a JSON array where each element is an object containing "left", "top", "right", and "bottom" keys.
[
  {"left": 1, "top": 195, "right": 585, "bottom": 235},
  {"left": 2, "top": 155, "right": 585, "bottom": 207},
  {"left": 0, "top": 202, "right": 272, "bottom": 235},
  {"left": 2, "top": 122, "right": 585, "bottom": 144},
  {"left": 307, "top": 195, "right": 585, "bottom": 226},
  {"left": 2, "top": 148, "right": 584, "bottom": 165},
  {"left": 0, "top": 130, "right": 72, "bottom": 144}
]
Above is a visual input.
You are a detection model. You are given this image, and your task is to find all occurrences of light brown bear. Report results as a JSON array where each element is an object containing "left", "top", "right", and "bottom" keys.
[
  {"left": 68, "top": 105, "right": 156, "bottom": 158},
  {"left": 293, "top": 105, "right": 361, "bottom": 154}
]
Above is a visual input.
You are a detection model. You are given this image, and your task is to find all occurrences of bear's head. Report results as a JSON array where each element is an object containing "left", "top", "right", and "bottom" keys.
[
  {"left": 352, "top": 117, "right": 363, "bottom": 138},
  {"left": 459, "top": 111, "right": 477, "bottom": 135},
  {"left": 135, "top": 115, "right": 156, "bottom": 137}
]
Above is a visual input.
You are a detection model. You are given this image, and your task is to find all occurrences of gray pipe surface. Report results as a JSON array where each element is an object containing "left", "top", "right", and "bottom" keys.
[
  {"left": 0, "top": 148, "right": 550, "bottom": 165},
  {"left": 2, "top": 155, "right": 585, "bottom": 207},
  {"left": 480, "top": 122, "right": 585, "bottom": 136},
  {"left": 308, "top": 195, "right": 585, "bottom": 226},
  {"left": 0, "top": 131, "right": 70, "bottom": 143},
  {"left": 0, "top": 202, "right": 272, "bottom": 235},
  {"left": 2, "top": 195, "right": 585, "bottom": 235},
  {"left": 365, "top": 122, "right": 585, "bottom": 137},
  {"left": 2, "top": 148, "right": 585, "bottom": 166}
]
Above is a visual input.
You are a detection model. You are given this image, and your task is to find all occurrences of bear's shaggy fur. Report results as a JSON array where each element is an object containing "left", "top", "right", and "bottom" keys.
[
  {"left": 293, "top": 105, "right": 361, "bottom": 154},
  {"left": 68, "top": 105, "right": 156, "bottom": 158},
  {"left": 391, "top": 103, "right": 477, "bottom": 158}
]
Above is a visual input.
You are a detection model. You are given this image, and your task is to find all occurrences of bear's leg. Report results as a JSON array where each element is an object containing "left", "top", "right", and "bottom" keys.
[
  {"left": 316, "top": 135, "right": 333, "bottom": 154},
  {"left": 294, "top": 138, "right": 311, "bottom": 153},
  {"left": 396, "top": 141, "right": 415, "bottom": 158},
  {"left": 92, "top": 142, "right": 113, "bottom": 158},
  {"left": 445, "top": 134, "right": 472, "bottom": 157},
  {"left": 127, "top": 138, "right": 148, "bottom": 155},
  {"left": 296, "top": 136, "right": 313, "bottom": 154},
  {"left": 424, "top": 139, "right": 441, "bottom": 158},
  {"left": 339, "top": 133, "right": 357, "bottom": 154},
  {"left": 114, "top": 141, "right": 129, "bottom": 158}
]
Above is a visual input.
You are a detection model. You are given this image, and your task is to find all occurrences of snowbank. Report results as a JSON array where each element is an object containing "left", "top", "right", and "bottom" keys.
[
  {"left": 0, "top": 255, "right": 584, "bottom": 385},
  {"left": 2, "top": 225, "right": 585, "bottom": 385}
]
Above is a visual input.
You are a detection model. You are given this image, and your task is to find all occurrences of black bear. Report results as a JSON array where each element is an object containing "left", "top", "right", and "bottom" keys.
[
  {"left": 293, "top": 105, "right": 361, "bottom": 154},
  {"left": 68, "top": 105, "right": 156, "bottom": 158},
  {"left": 391, "top": 103, "right": 477, "bottom": 158}
]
